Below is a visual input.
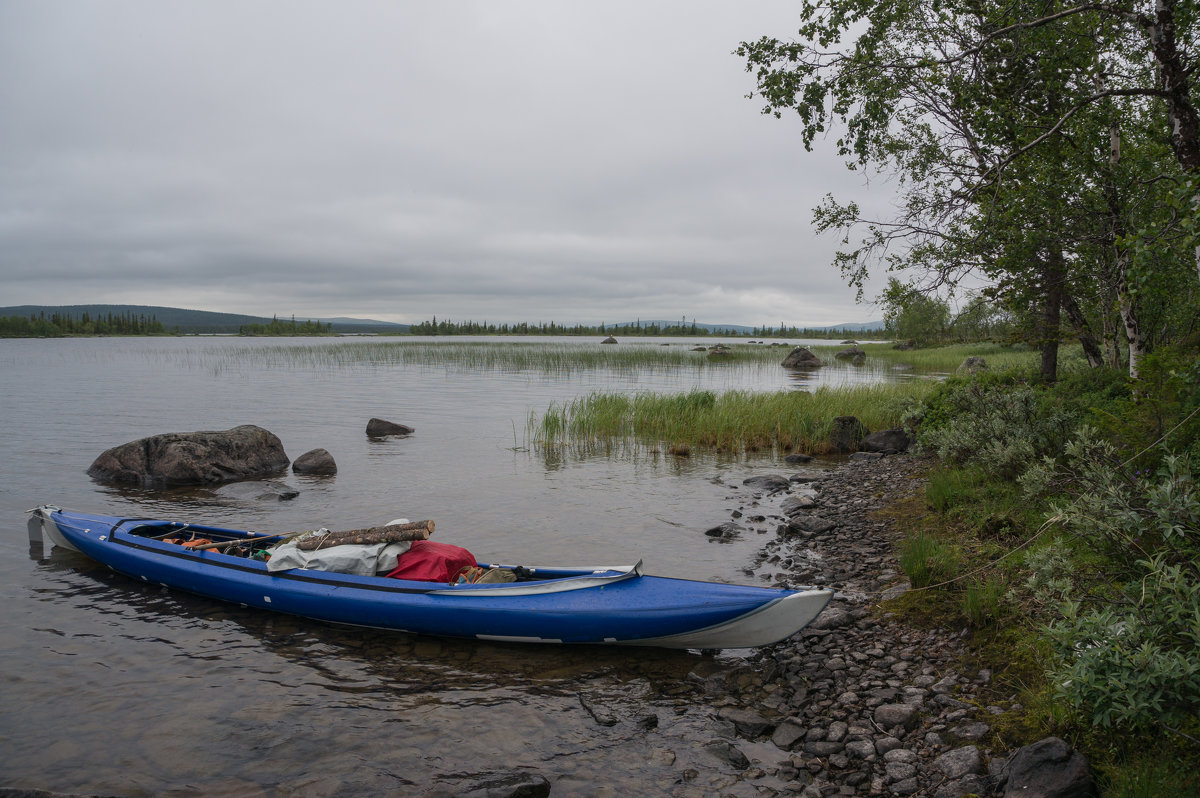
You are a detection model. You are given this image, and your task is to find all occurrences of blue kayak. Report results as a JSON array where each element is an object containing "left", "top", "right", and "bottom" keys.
[{"left": 28, "top": 506, "right": 832, "bottom": 650}]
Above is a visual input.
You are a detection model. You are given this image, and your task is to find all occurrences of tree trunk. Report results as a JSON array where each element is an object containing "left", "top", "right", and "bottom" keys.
[
  {"left": 1139, "top": 0, "right": 1200, "bottom": 280},
  {"left": 1061, "top": 290, "right": 1105, "bottom": 368},
  {"left": 1141, "top": 0, "right": 1200, "bottom": 174},
  {"left": 1115, "top": 250, "right": 1149, "bottom": 380},
  {"left": 1039, "top": 251, "right": 1066, "bottom": 382}
]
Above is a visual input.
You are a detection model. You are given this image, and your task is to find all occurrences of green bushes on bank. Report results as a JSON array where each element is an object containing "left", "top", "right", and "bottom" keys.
[{"left": 897, "top": 344, "right": 1200, "bottom": 784}]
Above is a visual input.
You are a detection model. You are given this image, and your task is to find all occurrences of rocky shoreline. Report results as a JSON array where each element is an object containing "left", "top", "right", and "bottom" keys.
[{"left": 663, "top": 452, "right": 1089, "bottom": 798}]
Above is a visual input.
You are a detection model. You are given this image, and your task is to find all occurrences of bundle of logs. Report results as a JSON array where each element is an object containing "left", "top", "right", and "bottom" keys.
[{"left": 297, "top": 520, "right": 435, "bottom": 551}]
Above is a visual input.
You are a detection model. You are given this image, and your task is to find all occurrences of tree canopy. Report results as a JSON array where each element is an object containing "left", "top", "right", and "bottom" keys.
[{"left": 737, "top": 0, "right": 1200, "bottom": 379}]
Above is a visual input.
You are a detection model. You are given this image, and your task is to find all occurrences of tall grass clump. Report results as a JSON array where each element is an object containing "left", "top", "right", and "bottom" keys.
[
  {"left": 898, "top": 532, "right": 959, "bottom": 589},
  {"left": 962, "top": 576, "right": 1007, "bottom": 628},
  {"left": 532, "top": 382, "right": 934, "bottom": 454}
]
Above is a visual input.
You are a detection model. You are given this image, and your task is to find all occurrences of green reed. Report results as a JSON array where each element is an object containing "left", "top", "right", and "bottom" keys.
[
  {"left": 531, "top": 382, "right": 935, "bottom": 455},
  {"left": 194, "top": 339, "right": 794, "bottom": 374}
]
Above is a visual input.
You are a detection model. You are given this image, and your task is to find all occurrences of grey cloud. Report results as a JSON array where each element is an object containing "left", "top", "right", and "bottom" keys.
[{"left": 0, "top": 1, "right": 887, "bottom": 326}]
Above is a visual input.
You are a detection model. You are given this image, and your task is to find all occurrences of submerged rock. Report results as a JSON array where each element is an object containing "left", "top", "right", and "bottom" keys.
[
  {"left": 215, "top": 480, "right": 299, "bottom": 502},
  {"left": 293, "top": 447, "right": 337, "bottom": 475},
  {"left": 366, "top": 418, "right": 415, "bottom": 437},
  {"left": 87, "top": 425, "right": 289, "bottom": 487}
]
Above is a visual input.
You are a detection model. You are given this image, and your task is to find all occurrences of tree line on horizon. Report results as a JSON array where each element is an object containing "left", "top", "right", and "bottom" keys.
[
  {"left": 406, "top": 317, "right": 884, "bottom": 339},
  {"left": 0, "top": 310, "right": 167, "bottom": 337}
]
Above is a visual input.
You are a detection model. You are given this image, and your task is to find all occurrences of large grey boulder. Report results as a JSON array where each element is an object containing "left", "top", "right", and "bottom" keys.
[
  {"left": 87, "top": 425, "right": 290, "bottom": 487},
  {"left": 1001, "top": 737, "right": 1094, "bottom": 798},
  {"left": 834, "top": 345, "right": 867, "bottom": 364},
  {"left": 781, "top": 346, "right": 823, "bottom": 369},
  {"left": 860, "top": 428, "right": 912, "bottom": 454},
  {"left": 830, "top": 415, "right": 868, "bottom": 453},
  {"left": 958, "top": 356, "right": 989, "bottom": 375}
]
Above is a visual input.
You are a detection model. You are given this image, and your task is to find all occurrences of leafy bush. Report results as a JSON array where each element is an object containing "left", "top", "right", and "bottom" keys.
[
  {"left": 914, "top": 377, "right": 1077, "bottom": 480},
  {"left": 1025, "top": 429, "right": 1200, "bottom": 730}
]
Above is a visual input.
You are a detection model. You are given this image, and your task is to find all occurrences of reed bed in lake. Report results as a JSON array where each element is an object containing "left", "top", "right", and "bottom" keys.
[
  {"left": 194, "top": 339, "right": 794, "bottom": 374},
  {"left": 531, "top": 382, "right": 937, "bottom": 455}
]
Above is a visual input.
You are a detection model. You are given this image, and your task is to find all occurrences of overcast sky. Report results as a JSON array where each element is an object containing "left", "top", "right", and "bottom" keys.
[{"left": 1, "top": 1, "right": 895, "bottom": 327}]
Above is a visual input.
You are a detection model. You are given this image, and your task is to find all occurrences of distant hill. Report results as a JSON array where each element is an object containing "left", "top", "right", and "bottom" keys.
[{"left": 0, "top": 305, "right": 409, "bottom": 335}]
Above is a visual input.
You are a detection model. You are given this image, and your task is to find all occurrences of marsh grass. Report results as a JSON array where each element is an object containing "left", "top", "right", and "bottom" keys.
[
  {"left": 847, "top": 341, "right": 1048, "bottom": 373},
  {"left": 531, "top": 382, "right": 935, "bottom": 454},
  {"left": 197, "top": 339, "right": 799, "bottom": 374}
]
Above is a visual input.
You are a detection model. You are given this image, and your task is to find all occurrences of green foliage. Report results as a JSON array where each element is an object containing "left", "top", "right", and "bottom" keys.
[
  {"left": 1049, "top": 558, "right": 1200, "bottom": 730},
  {"left": 532, "top": 382, "right": 933, "bottom": 455},
  {"left": 880, "top": 278, "right": 951, "bottom": 346},
  {"left": 407, "top": 317, "right": 880, "bottom": 339},
  {"left": 1024, "top": 429, "right": 1200, "bottom": 731},
  {"left": 914, "top": 376, "right": 1077, "bottom": 480},
  {"left": 1099, "top": 756, "right": 1200, "bottom": 798}
]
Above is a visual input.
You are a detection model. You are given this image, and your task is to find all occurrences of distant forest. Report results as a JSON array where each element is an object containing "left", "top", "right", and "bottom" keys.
[
  {"left": 408, "top": 317, "right": 879, "bottom": 339},
  {"left": 0, "top": 309, "right": 166, "bottom": 337}
]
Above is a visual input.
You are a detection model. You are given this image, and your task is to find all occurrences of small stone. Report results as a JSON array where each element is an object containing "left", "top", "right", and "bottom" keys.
[
  {"left": 874, "top": 703, "right": 919, "bottom": 731},
  {"left": 884, "top": 749, "right": 918, "bottom": 764},
  {"left": 845, "top": 740, "right": 875, "bottom": 759},
  {"left": 885, "top": 761, "right": 917, "bottom": 781},
  {"left": 772, "top": 721, "right": 806, "bottom": 750},
  {"left": 875, "top": 736, "right": 904, "bottom": 756},
  {"left": 950, "top": 721, "right": 990, "bottom": 741},
  {"left": 933, "top": 746, "right": 983, "bottom": 779},
  {"left": 804, "top": 740, "right": 845, "bottom": 756},
  {"left": 704, "top": 739, "right": 750, "bottom": 770},
  {"left": 717, "top": 707, "right": 774, "bottom": 738}
]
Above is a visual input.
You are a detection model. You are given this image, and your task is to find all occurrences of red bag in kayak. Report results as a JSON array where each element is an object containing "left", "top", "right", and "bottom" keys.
[{"left": 385, "top": 540, "right": 477, "bottom": 583}]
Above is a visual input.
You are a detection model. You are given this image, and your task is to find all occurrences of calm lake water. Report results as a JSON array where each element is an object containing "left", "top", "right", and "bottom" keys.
[{"left": 0, "top": 336, "right": 913, "bottom": 797}]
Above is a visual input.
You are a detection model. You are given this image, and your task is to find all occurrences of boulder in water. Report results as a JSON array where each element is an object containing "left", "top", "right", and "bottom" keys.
[{"left": 87, "top": 425, "right": 290, "bottom": 487}]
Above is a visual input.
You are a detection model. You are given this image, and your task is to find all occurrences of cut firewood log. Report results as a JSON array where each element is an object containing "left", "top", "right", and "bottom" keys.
[{"left": 297, "top": 520, "right": 435, "bottom": 550}]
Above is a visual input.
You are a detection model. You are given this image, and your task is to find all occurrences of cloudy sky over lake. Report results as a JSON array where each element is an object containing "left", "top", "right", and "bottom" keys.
[{"left": 1, "top": 1, "right": 895, "bottom": 327}]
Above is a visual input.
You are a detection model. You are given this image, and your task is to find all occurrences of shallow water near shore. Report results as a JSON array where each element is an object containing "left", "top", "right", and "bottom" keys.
[{"left": 0, "top": 336, "right": 923, "bottom": 796}]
